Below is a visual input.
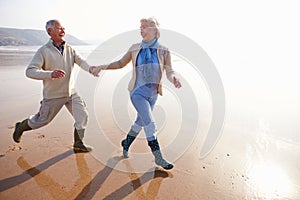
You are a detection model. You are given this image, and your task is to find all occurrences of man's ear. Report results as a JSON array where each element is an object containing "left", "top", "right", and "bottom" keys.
[{"left": 47, "top": 28, "right": 52, "bottom": 36}]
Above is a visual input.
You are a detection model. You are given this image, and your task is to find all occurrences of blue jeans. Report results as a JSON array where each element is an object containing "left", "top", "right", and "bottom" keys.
[{"left": 130, "top": 88, "right": 158, "bottom": 141}]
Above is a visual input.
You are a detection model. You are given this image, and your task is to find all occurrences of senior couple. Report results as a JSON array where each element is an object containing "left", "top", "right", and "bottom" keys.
[{"left": 13, "top": 17, "right": 182, "bottom": 170}]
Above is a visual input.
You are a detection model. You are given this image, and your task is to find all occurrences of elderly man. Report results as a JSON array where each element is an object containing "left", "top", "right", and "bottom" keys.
[{"left": 13, "top": 19, "right": 94, "bottom": 152}]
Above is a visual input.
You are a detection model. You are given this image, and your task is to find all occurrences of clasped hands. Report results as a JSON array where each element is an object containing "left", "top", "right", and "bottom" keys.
[{"left": 89, "top": 65, "right": 104, "bottom": 77}]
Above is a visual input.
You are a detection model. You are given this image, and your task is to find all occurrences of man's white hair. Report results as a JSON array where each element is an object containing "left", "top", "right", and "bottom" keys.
[{"left": 45, "top": 19, "right": 58, "bottom": 35}]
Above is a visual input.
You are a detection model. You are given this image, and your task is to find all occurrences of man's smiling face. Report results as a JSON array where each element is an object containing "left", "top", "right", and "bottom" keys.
[{"left": 48, "top": 20, "right": 65, "bottom": 45}]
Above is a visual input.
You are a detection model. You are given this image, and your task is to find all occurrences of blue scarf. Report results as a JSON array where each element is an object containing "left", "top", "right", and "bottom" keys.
[{"left": 140, "top": 38, "right": 159, "bottom": 64}]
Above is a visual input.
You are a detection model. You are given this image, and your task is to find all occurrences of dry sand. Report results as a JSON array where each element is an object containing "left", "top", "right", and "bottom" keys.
[{"left": 0, "top": 49, "right": 300, "bottom": 199}]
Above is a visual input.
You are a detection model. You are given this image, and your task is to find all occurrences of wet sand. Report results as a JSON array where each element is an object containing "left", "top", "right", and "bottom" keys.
[{"left": 0, "top": 49, "right": 300, "bottom": 199}]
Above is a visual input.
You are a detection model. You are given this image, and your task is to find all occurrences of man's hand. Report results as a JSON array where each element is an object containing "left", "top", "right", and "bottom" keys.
[
  {"left": 173, "top": 76, "right": 182, "bottom": 88},
  {"left": 51, "top": 69, "right": 65, "bottom": 79}
]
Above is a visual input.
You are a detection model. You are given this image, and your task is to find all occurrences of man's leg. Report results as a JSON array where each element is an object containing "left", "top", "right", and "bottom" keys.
[
  {"left": 13, "top": 119, "right": 32, "bottom": 143},
  {"left": 65, "top": 94, "right": 91, "bottom": 152},
  {"left": 13, "top": 98, "right": 65, "bottom": 143}
]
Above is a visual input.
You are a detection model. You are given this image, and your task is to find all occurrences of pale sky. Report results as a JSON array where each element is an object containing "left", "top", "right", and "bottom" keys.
[
  {"left": 1, "top": 0, "right": 300, "bottom": 141},
  {"left": 1, "top": 0, "right": 299, "bottom": 42}
]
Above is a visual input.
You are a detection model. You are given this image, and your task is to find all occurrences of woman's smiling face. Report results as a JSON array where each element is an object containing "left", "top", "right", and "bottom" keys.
[{"left": 140, "top": 21, "right": 157, "bottom": 42}]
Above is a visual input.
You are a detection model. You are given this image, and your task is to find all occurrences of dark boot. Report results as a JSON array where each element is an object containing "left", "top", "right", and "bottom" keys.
[
  {"left": 121, "top": 129, "right": 139, "bottom": 158},
  {"left": 148, "top": 139, "right": 173, "bottom": 170},
  {"left": 73, "top": 129, "right": 92, "bottom": 153},
  {"left": 13, "top": 119, "right": 32, "bottom": 143}
]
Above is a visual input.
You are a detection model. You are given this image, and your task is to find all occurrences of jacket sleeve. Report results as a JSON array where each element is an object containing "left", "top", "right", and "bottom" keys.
[
  {"left": 102, "top": 45, "right": 133, "bottom": 70},
  {"left": 26, "top": 49, "right": 52, "bottom": 80},
  {"left": 164, "top": 49, "right": 176, "bottom": 83}
]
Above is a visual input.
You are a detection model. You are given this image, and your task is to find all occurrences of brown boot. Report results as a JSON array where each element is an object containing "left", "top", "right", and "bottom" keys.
[
  {"left": 13, "top": 119, "right": 32, "bottom": 143},
  {"left": 73, "top": 129, "right": 92, "bottom": 153}
]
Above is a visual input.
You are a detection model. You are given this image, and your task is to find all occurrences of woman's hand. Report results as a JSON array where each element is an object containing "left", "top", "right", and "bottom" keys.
[{"left": 173, "top": 76, "right": 182, "bottom": 88}]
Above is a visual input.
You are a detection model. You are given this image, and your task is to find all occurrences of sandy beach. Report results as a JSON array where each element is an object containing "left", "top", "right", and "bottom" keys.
[{"left": 1, "top": 47, "right": 300, "bottom": 200}]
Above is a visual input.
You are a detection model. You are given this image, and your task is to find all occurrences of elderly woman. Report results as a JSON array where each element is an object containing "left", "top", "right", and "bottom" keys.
[{"left": 92, "top": 17, "right": 181, "bottom": 170}]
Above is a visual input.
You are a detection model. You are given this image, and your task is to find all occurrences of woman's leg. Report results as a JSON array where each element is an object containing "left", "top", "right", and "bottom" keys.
[
  {"left": 131, "top": 93, "right": 158, "bottom": 140},
  {"left": 121, "top": 94, "right": 148, "bottom": 158},
  {"left": 121, "top": 123, "right": 141, "bottom": 158},
  {"left": 130, "top": 93, "right": 173, "bottom": 169},
  {"left": 148, "top": 139, "right": 173, "bottom": 170}
]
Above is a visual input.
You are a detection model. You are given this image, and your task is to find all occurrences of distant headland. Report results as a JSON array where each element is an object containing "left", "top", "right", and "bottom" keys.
[{"left": 0, "top": 27, "right": 87, "bottom": 46}]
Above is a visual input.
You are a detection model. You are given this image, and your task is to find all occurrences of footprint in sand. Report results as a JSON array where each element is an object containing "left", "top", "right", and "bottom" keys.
[
  {"left": 7, "top": 125, "right": 15, "bottom": 129},
  {"left": 6, "top": 145, "right": 22, "bottom": 153},
  {"left": 36, "top": 134, "right": 45, "bottom": 139}
]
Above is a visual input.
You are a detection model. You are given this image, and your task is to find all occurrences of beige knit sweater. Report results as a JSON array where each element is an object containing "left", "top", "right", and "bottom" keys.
[{"left": 26, "top": 40, "right": 90, "bottom": 99}]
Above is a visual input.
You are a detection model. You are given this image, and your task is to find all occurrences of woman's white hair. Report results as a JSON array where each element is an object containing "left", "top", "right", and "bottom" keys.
[{"left": 140, "top": 17, "right": 160, "bottom": 38}]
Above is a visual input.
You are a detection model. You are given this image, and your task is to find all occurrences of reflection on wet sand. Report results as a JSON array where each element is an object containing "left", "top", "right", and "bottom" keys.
[
  {"left": 103, "top": 159, "right": 172, "bottom": 199},
  {"left": 241, "top": 123, "right": 300, "bottom": 199},
  {"left": 74, "top": 156, "right": 122, "bottom": 199},
  {"left": 0, "top": 147, "right": 173, "bottom": 199},
  {"left": 0, "top": 150, "right": 74, "bottom": 193},
  {"left": 17, "top": 152, "right": 92, "bottom": 199},
  {"left": 247, "top": 162, "right": 291, "bottom": 199}
]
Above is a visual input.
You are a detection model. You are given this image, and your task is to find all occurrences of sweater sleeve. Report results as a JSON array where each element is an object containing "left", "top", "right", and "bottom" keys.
[
  {"left": 26, "top": 49, "right": 53, "bottom": 80},
  {"left": 74, "top": 48, "right": 91, "bottom": 72}
]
